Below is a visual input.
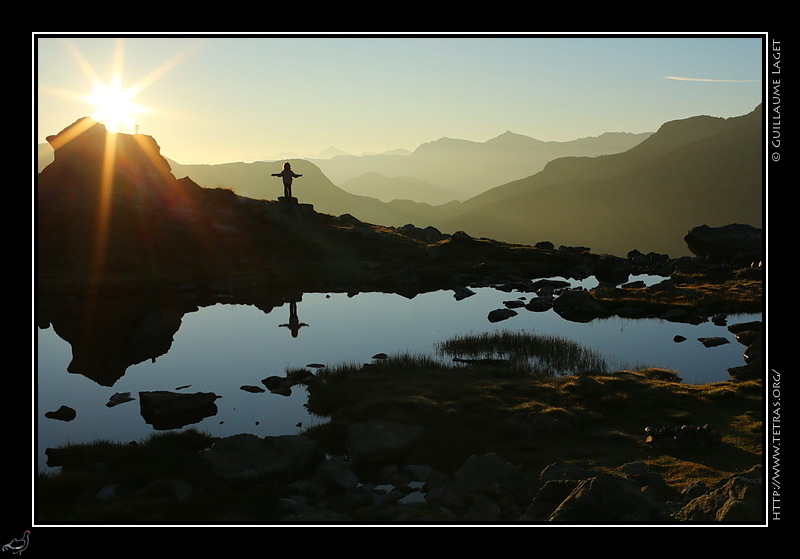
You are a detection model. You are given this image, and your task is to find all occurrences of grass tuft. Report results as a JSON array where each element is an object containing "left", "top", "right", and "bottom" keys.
[{"left": 436, "top": 329, "right": 608, "bottom": 377}]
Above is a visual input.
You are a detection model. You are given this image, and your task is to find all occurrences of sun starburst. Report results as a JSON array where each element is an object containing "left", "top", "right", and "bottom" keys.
[{"left": 83, "top": 77, "right": 147, "bottom": 134}]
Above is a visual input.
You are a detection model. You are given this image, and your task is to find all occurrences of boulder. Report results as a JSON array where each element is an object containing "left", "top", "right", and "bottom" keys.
[
  {"left": 728, "top": 363, "right": 762, "bottom": 381},
  {"left": 451, "top": 453, "right": 534, "bottom": 498},
  {"left": 202, "top": 433, "right": 323, "bottom": 481},
  {"left": 44, "top": 405, "right": 76, "bottom": 422},
  {"left": 676, "top": 466, "right": 764, "bottom": 522},
  {"left": 532, "top": 278, "right": 571, "bottom": 293},
  {"left": 313, "top": 456, "right": 359, "bottom": 492},
  {"left": 240, "top": 385, "right": 266, "bottom": 393},
  {"left": 684, "top": 224, "right": 763, "bottom": 263},
  {"left": 521, "top": 479, "right": 579, "bottom": 520},
  {"left": 106, "top": 392, "right": 135, "bottom": 407},
  {"left": 488, "top": 308, "right": 517, "bottom": 323},
  {"left": 698, "top": 337, "right": 730, "bottom": 348},
  {"left": 548, "top": 474, "right": 669, "bottom": 523},
  {"left": 452, "top": 286, "right": 476, "bottom": 301},
  {"left": 594, "top": 254, "right": 631, "bottom": 284},
  {"left": 138, "top": 391, "right": 220, "bottom": 430},
  {"left": 524, "top": 297, "right": 553, "bottom": 312},
  {"left": 345, "top": 421, "right": 423, "bottom": 465},
  {"left": 553, "top": 289, "right": 606, "bottom": 322},
  {"left": 262, "top": 375, "right": 294, "bottom": 396},
  {"left": 660, "top": 307, "right": 705, "bottom": 325}
]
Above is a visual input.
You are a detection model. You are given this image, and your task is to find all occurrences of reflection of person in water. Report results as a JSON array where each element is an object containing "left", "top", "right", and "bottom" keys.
[
  {"left": 279, "top": 301, "right": 308, "bottom": 338},
  {"left": 271, "top": 162, "right": 303, "bottom": 200}
]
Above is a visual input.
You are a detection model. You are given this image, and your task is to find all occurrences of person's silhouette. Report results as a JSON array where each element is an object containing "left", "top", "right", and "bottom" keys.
[
  {"left": 279, "top": 301, "right": 308, "bottom": 338},
  {"left": 271, "top": 162, "right": 303, "bottom": 201}
]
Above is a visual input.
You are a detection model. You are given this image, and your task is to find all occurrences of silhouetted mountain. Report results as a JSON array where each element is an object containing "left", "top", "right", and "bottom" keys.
[
  {"left": 38, "top": 117, "right": 599, "bottom": 300},
  {"left": 38, "top": 127, "right": 650, "bottom": 217},
  {"left": 310, "top": 130, "right": 652, "bottom": 200},
  {"left": 36, "top": 106, "right": 763, "bottom": 260},
  {"left": 441, "top": 106, "right": 764, "bottom": 257}
]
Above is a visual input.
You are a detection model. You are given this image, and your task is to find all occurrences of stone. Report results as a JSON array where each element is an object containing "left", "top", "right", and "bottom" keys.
[
  {"left": 548, "top": 474, "right": 668, "bottom": 523},
  {"left": 677, "top": 467, "right": 764, "bottom": 522},
  {"left": 488, "top": 308, "right": 518, "bottom": 322},
  {"left": 261, "top": 375, "right": 293, "bottom": 396},
  {"left": 552, "top": 289, "right": 606, "bottom": 322},
  {"left": 139, "top": 391, "right": 220, "bottom": 430},
  {"left": 684, "top": 224, "right": 762, "bottom": 263},
  {"left": 345, "top": 421, "right": 423, "bottom": 465},
  {"left": 202, "top": 433, "right": 323, "bottom": 481},
  {"left": 313, "top": 456, "right": 359, "bottom": 492},
  {"left": 240, "top": 385, "right": 265, "bottom": 393},
  {"left": 44, "top": 405, "right": 76, "bottom": 422},
  {"left": 524, "top": 297, "right": 553, "bottom": 312},
  {"left": 452, "top": 286, "right": 476, "bottom": 301},
  {"left": 451, "top": 453, "right": 536, "bottom": 503},
  {"left": 698, "top": 337, "right": 730, "bottom": 348}
]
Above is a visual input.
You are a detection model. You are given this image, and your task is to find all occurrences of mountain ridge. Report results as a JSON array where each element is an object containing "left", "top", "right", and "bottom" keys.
[
  {"left": 310, "top": 129, "right": 652, "bottom": 199},
  {"left": 37, "top": 106, "right": 762, "bottom": 259},
  {"left": 441, "top": 105, "right": 763, "bottom": 256}
]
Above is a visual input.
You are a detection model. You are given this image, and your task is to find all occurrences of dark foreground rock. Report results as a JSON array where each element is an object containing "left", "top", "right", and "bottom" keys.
[
  {"left": 200, "top": 428, "right": 762, "bottom": 524},
  {"left": 41, "top": 418, "right": 764, "bottom": 525},
  {"left": 139, "top": 391, "right": 221, "bottom": 431},
  {"left": 684, "top": 224, "right": 763, "bottom": 264}
]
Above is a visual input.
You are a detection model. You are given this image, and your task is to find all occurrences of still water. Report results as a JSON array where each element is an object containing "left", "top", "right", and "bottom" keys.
[{"left": 36, "top": 276, "right": 760, "bottom": 473}]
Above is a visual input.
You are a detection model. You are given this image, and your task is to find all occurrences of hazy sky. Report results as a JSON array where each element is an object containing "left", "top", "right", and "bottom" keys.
[{"left": 34, "top": 33, "right": 764, "bottom": 164}]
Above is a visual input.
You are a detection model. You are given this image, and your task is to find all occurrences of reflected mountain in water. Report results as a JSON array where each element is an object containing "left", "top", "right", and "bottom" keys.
[
  {"left": 36, "top": 289, "right": 298, "bottom": 387},
  {"left": 36, "top": 116, "right": 630, "bottom": 389}
]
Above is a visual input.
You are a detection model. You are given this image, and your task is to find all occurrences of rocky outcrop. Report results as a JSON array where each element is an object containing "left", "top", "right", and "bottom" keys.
[
  {"left": 37, "top": 117, "right": 598, "bottom": 300},
  {"left": 674, "top": 465, "right": 764, "bottom": 522},
  {"left": 684, "top": 224, "right": 763, "bottom": 263},
  {"left": 727, "top": 321, "right": 764, "bottom": 381},
  {"left": 189, "top": 427, "right": 762, "bottom": 523}
]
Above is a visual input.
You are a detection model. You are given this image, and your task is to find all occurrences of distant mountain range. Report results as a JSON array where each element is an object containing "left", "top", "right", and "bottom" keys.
[
  {"left": 37, "top": 106, "right": 763, "bottom": 257},
  {"left": 308, "top": 130, "right": 652, "bottom": 202}
]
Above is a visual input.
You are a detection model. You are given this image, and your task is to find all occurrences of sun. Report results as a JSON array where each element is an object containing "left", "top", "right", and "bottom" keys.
[{"left": 83, "top": 77, "right": 147, "bottom": 134}]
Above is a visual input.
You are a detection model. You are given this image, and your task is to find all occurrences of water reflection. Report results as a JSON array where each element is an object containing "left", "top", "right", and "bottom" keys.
[
  {"left": 36, "top": 278, "right": 760, "bottom": 473},
  {"left": 279, "top": 301, "right": 309, "bottom": 338}
]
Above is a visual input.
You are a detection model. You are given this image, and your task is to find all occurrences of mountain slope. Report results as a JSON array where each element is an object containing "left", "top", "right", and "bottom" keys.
[
  {"left": 166, "top": 159, "right": 426, "bottom": 227},
  {"left": 440, "top": 106, "right": 763, "bottom": 257}
]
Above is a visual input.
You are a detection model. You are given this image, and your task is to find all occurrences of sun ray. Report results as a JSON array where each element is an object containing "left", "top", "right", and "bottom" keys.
[
  {"left": 44, "top": 37, "right": 198, "bottom": 281},
  {"left": 89, "top": 131, "right": 119, "bottom": 282},
  {"left": 83, "top": 77, "right": 147, "bottom": 134}
]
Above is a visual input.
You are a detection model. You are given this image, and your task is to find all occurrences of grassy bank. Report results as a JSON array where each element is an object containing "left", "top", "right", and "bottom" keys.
[
  {"left": 303, "top": 347, "right": 762, "bottom": 484},
  {"left": 36, "top": 331, "right": 763, "bottom": 524}
]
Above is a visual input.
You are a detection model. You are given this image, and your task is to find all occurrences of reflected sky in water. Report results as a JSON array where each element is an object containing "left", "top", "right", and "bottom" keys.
[{"left": 36, "top": 277, "right": 760, "bottom": 473}]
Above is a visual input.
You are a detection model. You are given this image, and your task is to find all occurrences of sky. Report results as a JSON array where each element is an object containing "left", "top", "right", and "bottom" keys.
[{"left": 34, "top": 33, "right": 765, "bottom": 165}]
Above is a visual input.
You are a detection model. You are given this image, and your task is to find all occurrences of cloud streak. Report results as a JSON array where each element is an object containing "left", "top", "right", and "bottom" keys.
[{"left": 663, "top": 76, "right": 758, "bottom": 83}]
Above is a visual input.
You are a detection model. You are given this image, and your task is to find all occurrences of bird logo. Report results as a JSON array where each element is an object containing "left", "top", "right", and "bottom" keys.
[{"left": 2, "top": 531, "right": 29, "bottom": 555}]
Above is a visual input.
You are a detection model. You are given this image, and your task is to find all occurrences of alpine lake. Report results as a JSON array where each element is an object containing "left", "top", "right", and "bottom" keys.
[{"left": 36, "top": 274, "right": 761, "bottom": 474}]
